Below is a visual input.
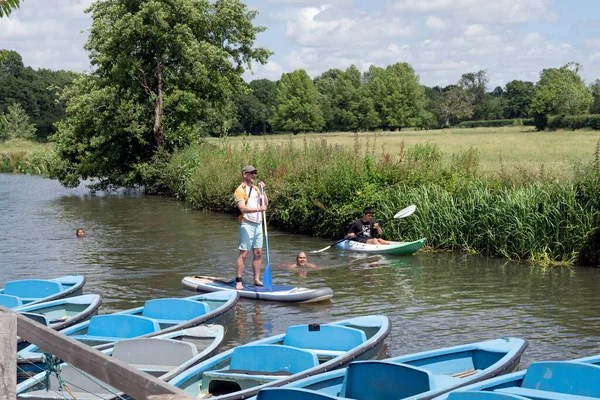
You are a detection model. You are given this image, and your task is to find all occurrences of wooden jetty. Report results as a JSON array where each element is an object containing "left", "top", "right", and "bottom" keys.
[{"left": 0, "top": 305, "right": 194, "bottom": 399}]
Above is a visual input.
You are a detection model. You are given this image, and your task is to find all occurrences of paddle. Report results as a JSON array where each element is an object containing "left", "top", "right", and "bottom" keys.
[
  {"left": 310, "top": 204, "right": 417, "bottom": 254},
  {"left": 261, "top": 186, "right": 273, "bottom": 290}
]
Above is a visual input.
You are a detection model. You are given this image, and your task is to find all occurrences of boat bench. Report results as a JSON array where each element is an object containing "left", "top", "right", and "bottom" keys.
[
  {"left": 4, "top": 279, "right": 64, "bottom": 304},
  {"left": 0, "top": 294, "right": 23, "bottom": 308},
  {"left": 112, "top": 337, "right": 198, "bottom": 375},
  {"left": 141, "top": 298, "right": 210, "bottom": 326},
  {"left": 202, "top": 345, "right": 319, "bottom": 390},
  {"left": 257, "top": 388, "right": 340, "bottom": 400},
  {"left": 283, "top": 324, "right": 367, "bottom": 357},
  {"left": 70, "top": 314, "right": 161, "bottom": 344}
]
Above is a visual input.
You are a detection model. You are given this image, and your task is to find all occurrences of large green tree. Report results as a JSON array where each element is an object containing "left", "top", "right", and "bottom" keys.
[
  {"left": 504, "top": 80, "right": 535, "bottom": 119},
  {"left": 439, "top": 85, "right": 474, "bottom": 127},
  {"left": 271, "top": 69, "right": 324, "bottom": 134},
  {"left": 590, "top": 79, "right": 600, "bottom": 115},
  {"left": 364, "top": 63, "right": 429, "bottom": 130},
  {"left": 51, "top": 0, "right": 270, "bottom": 189},
  {"left": 530, "top": 63, "right": 593, "bottom": 129}
]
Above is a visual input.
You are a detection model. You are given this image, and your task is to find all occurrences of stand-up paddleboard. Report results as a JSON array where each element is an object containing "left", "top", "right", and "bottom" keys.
[{"left": 182, "top": 276, "right": 333, "bottom": 303}]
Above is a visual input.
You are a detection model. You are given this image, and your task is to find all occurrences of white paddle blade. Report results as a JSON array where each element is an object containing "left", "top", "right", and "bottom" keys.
[{"left": 393, "top": 204, "right": 416, "bottom": 219}]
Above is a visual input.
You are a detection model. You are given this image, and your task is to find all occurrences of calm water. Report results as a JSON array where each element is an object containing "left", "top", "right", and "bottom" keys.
[{"left": 2, "top": 173, "right": 600, "bottom": 365}]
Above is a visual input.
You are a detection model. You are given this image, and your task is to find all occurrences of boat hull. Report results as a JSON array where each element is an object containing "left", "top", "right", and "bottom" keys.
[
  {"left": 182, "top": 275, "right": 334, "bottom": 303},
  {"left": 335, "top": 238, "right": 426, "bottom": 255}
]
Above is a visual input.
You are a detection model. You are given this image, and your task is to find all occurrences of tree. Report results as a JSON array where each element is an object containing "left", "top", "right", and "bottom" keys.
[
  {"left": 0, "top": 0, "right": 20, "bottom": 18},
  {"left": 0, "top": 102, "right": 36, "bottom": 141},
  {"left": 51, "top": 0, "right": 270, "bottom": 189},
  {"left": 477, "top": 94, "right": 507, "bottom": 120},
  {"left": 459, "top": 70, "right": 488, "bottom": 120},
  {"left": 590, "top": 79, "right": 600, "bottom": 115},
  {"left": 364, "top": 63, "right": 429, "bottom": 130},
  {"left": 530, "top": 63, "right": 593, "bottom": 129},
  {"left": 271, "top": 69, "right": 324, "bottom": 134},
  {"left": 439, "top": 86, "right": 474, "bottom": 127},
  {"left": 504, "top": 80, "right": 535, "bottom": 119}
]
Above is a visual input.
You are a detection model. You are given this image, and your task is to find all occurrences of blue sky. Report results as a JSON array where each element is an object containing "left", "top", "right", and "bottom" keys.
[{"left": 1, "top": 0, "right": 599, "bottom": 88}]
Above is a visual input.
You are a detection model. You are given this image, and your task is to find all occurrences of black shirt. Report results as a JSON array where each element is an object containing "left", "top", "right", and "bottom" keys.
[{"left": 348, "top": 219, "right": 376, "bottom": 239}]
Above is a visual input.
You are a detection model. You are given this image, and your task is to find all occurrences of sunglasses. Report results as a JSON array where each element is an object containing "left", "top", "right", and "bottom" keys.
[{"left": 246, "top": 171, "right": 258, "bottom": 175}]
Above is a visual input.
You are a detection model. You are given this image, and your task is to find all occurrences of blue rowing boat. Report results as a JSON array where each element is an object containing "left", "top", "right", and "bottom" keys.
[
  {"left": 16, "top": 291, "right": 238, "bottom": 382},
  {"left": 14, "top": 294, "right": 102, "bottom": 351},
  {"left": 255, "top": 337, "right": 528, "bottom": 400},
  {"left": 168, "top": 315, "right": 391, "bottom": 399},
  {"left": 16, "top": 324, "right": 226, "bottom": 399},
  {"left": 0, "top": 275, "right": 85, "bottom": 307},
  {"left": 433, "top": 354, "right": 600, "bottom": 400}
]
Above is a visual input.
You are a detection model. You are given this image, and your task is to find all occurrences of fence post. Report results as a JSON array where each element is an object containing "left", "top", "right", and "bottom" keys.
[{"left": 0, "top": 312, "right": 17, "bottom": 398}]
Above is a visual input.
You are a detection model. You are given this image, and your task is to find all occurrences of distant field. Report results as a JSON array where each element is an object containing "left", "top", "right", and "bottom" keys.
[
  {"left": 212, "top": 126, "right": 600, "bottom": 180},
  {"left": 0, "top": 140, "right": 52, "bottom": 154}
]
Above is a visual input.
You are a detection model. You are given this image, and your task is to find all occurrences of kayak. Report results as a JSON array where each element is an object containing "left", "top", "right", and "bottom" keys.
[
  {"left": 335, "top": 238, "right": 426, "bottom": 255},
  {"left": 182, "top": 275, "right": 334, "bottom": 303}
]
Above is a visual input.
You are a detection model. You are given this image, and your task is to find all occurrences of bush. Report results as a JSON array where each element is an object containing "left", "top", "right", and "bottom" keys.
[{"left": 457, "top": 118, "right": 534, "bottom": 128}]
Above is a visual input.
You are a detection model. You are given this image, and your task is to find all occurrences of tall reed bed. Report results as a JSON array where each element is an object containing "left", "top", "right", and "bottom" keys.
[{"left": 155, "top": 135, "right": 600, "bottom": 265}]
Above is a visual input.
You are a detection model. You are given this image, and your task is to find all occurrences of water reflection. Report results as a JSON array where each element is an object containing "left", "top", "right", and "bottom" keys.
[{"left": 2, "top": 174, "right": 600, "bottom": 367}]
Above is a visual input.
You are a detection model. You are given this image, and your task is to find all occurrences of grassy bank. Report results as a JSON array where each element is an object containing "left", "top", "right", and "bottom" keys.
[
  {"left": 148, "top": 133, "right": 600, "bottom": 266},
  {"left": 0, "top": 140, "right": 55, "bottom": 174}
]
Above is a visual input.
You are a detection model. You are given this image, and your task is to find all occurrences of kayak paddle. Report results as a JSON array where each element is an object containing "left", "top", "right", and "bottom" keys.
[
  {"left": 261, "top": 186, "right": 273, "bottom": 290},
  {"left": 310, "top": 204, "right": 417, "bottom": 254}
]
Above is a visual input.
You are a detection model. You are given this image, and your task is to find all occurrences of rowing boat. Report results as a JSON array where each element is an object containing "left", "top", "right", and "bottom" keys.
[
  {"left": 335, "top": 238, "right": 426, "bottom": 255},
  {"left": 0, "top": 275, "right": 86, "bottom": 307},
  {"left": 168, "top": 315, "right": 391, "bottom": 399},
  {"left": 256, "top": 337, "right": 528, "bottom": 400}
]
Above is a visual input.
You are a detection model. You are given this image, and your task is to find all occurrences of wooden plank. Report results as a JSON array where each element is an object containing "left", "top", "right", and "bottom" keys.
[
  {"left": 0, "top": 312, "right": 17, "bottom": 398},
  {"left": 0, "top": 305, "right": 192, "bottom": 399}
]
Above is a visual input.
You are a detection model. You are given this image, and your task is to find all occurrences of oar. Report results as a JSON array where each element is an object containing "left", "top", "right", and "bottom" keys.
[
  {"left": 261, "top": 186, "right": 273, "bottom": 290},
  {"left": 310, "top": 204, "right": 417, "bottom": 254}
]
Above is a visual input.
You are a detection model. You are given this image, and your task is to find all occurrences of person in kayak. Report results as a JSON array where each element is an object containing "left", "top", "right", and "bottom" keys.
[
  {"left": 234, "top": 165, "right": 268, "bottom": 290},
  {"left": 347, "top": 207, "right": 392, "bottom": 245}
]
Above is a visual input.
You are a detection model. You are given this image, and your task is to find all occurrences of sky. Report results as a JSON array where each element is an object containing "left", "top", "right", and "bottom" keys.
[{"left": 1, "top": 0, "right": 600, "bottom": 88}]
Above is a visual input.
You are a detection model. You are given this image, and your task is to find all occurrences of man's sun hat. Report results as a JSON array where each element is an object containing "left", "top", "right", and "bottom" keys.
[{"left": 242, "top": 165, "right": 258, "bottom": 173}]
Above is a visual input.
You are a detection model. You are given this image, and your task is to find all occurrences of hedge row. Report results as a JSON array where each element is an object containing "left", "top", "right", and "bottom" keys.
[
  {"left": 546, "top": 114, "right": 600, "bottom": 130},
  {"left": 457, "top": 119, "right": 535, "bottom": 128}
]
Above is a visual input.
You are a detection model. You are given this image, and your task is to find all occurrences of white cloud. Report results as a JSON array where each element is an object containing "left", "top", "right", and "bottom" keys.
[
  {"left": 425, "top": 16, "right": 448, "bottom": 31},
  {"left": 392, "top": 0, "right": 557, "bottom": 24}
]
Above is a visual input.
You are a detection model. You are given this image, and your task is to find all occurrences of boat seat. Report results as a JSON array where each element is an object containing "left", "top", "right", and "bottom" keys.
[
  {"left": 257, "top": 388, "right": 340, "bottom": 400},
  {"left": 20, "top": 312, "right": 50, "bottom": 326},
  {"left": 340, "top": 361, "right": 438, "bottom": 400},
  {"left": 0, "top": 294, "right": 23, "bottom": 308},
  {"left": 112, "top": 337, "right": 198, "bottom": 374},
  {"left": 25, "top": 364, "right": 119, "bottom": 398},
  {"left": 142, "top": 298, "right": 210, "bottom": 325},
  {"left": 4, "top": 279, "right": 64, "bottom": 303},
  {"left": 283, "top": 324, "right": 366, "bottom": 355},
  {"left": 519, "top": 361, "right": 600, "bottom": 396},
  {"left": 202, "top": 345, "right": 319, "bottom": 391},
  {"left": 448, "top": 391, "right": 531, "bottom": 400},
  {"left": 70, "top": 314, "right": 161, "bottom": 343}
]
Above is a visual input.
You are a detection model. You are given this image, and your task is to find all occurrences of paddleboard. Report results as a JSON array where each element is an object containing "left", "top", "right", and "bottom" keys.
[{"left": 182, "top": 276, "right": 333, "bottom": 303}]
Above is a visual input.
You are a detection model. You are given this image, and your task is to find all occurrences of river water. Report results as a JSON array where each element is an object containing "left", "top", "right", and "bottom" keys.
[{"left": 2, "top": 173, "right": 600, "bottom": 366}]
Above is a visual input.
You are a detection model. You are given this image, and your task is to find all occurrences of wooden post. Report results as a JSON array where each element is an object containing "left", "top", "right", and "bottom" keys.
[
  {"left": 0, "top": 312, "right": 17, "bottom": 398},
  {"left": 0, "top": 306, "right": 193, "bottom": 399}
]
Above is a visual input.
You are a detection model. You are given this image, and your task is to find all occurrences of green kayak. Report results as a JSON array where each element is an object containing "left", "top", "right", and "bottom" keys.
[{"left": 335, "top": 238, "right": 426, "bottom": 255}]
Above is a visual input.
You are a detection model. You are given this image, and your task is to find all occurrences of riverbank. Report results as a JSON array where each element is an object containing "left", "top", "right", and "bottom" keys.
[
  {"left": 3, "top": 129, "right": 600, "bottom": 265},
  {"left": 147, "top": 132, "right": 600, "bottom": 266}
]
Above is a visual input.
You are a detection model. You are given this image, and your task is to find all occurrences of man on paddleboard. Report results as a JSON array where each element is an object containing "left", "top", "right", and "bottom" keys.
[
  {"left": 234, "top": 165, "right": 268, "bottom": 290},
  {"left": 347, "top": 207, "right": 391, "bottom": 245}
]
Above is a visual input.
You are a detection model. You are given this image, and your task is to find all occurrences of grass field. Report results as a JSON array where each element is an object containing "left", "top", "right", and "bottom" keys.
[
  {"left": 0, "top": 139, "right": 52, "bottom": 154},
  {"left": 212, "top": 126, "right": 600, "bottom": 181}
]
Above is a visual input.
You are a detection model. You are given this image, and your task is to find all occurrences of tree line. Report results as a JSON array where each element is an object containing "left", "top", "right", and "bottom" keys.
[{"left": 1, "top": 0, "right": 599, "bottom": 189}]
